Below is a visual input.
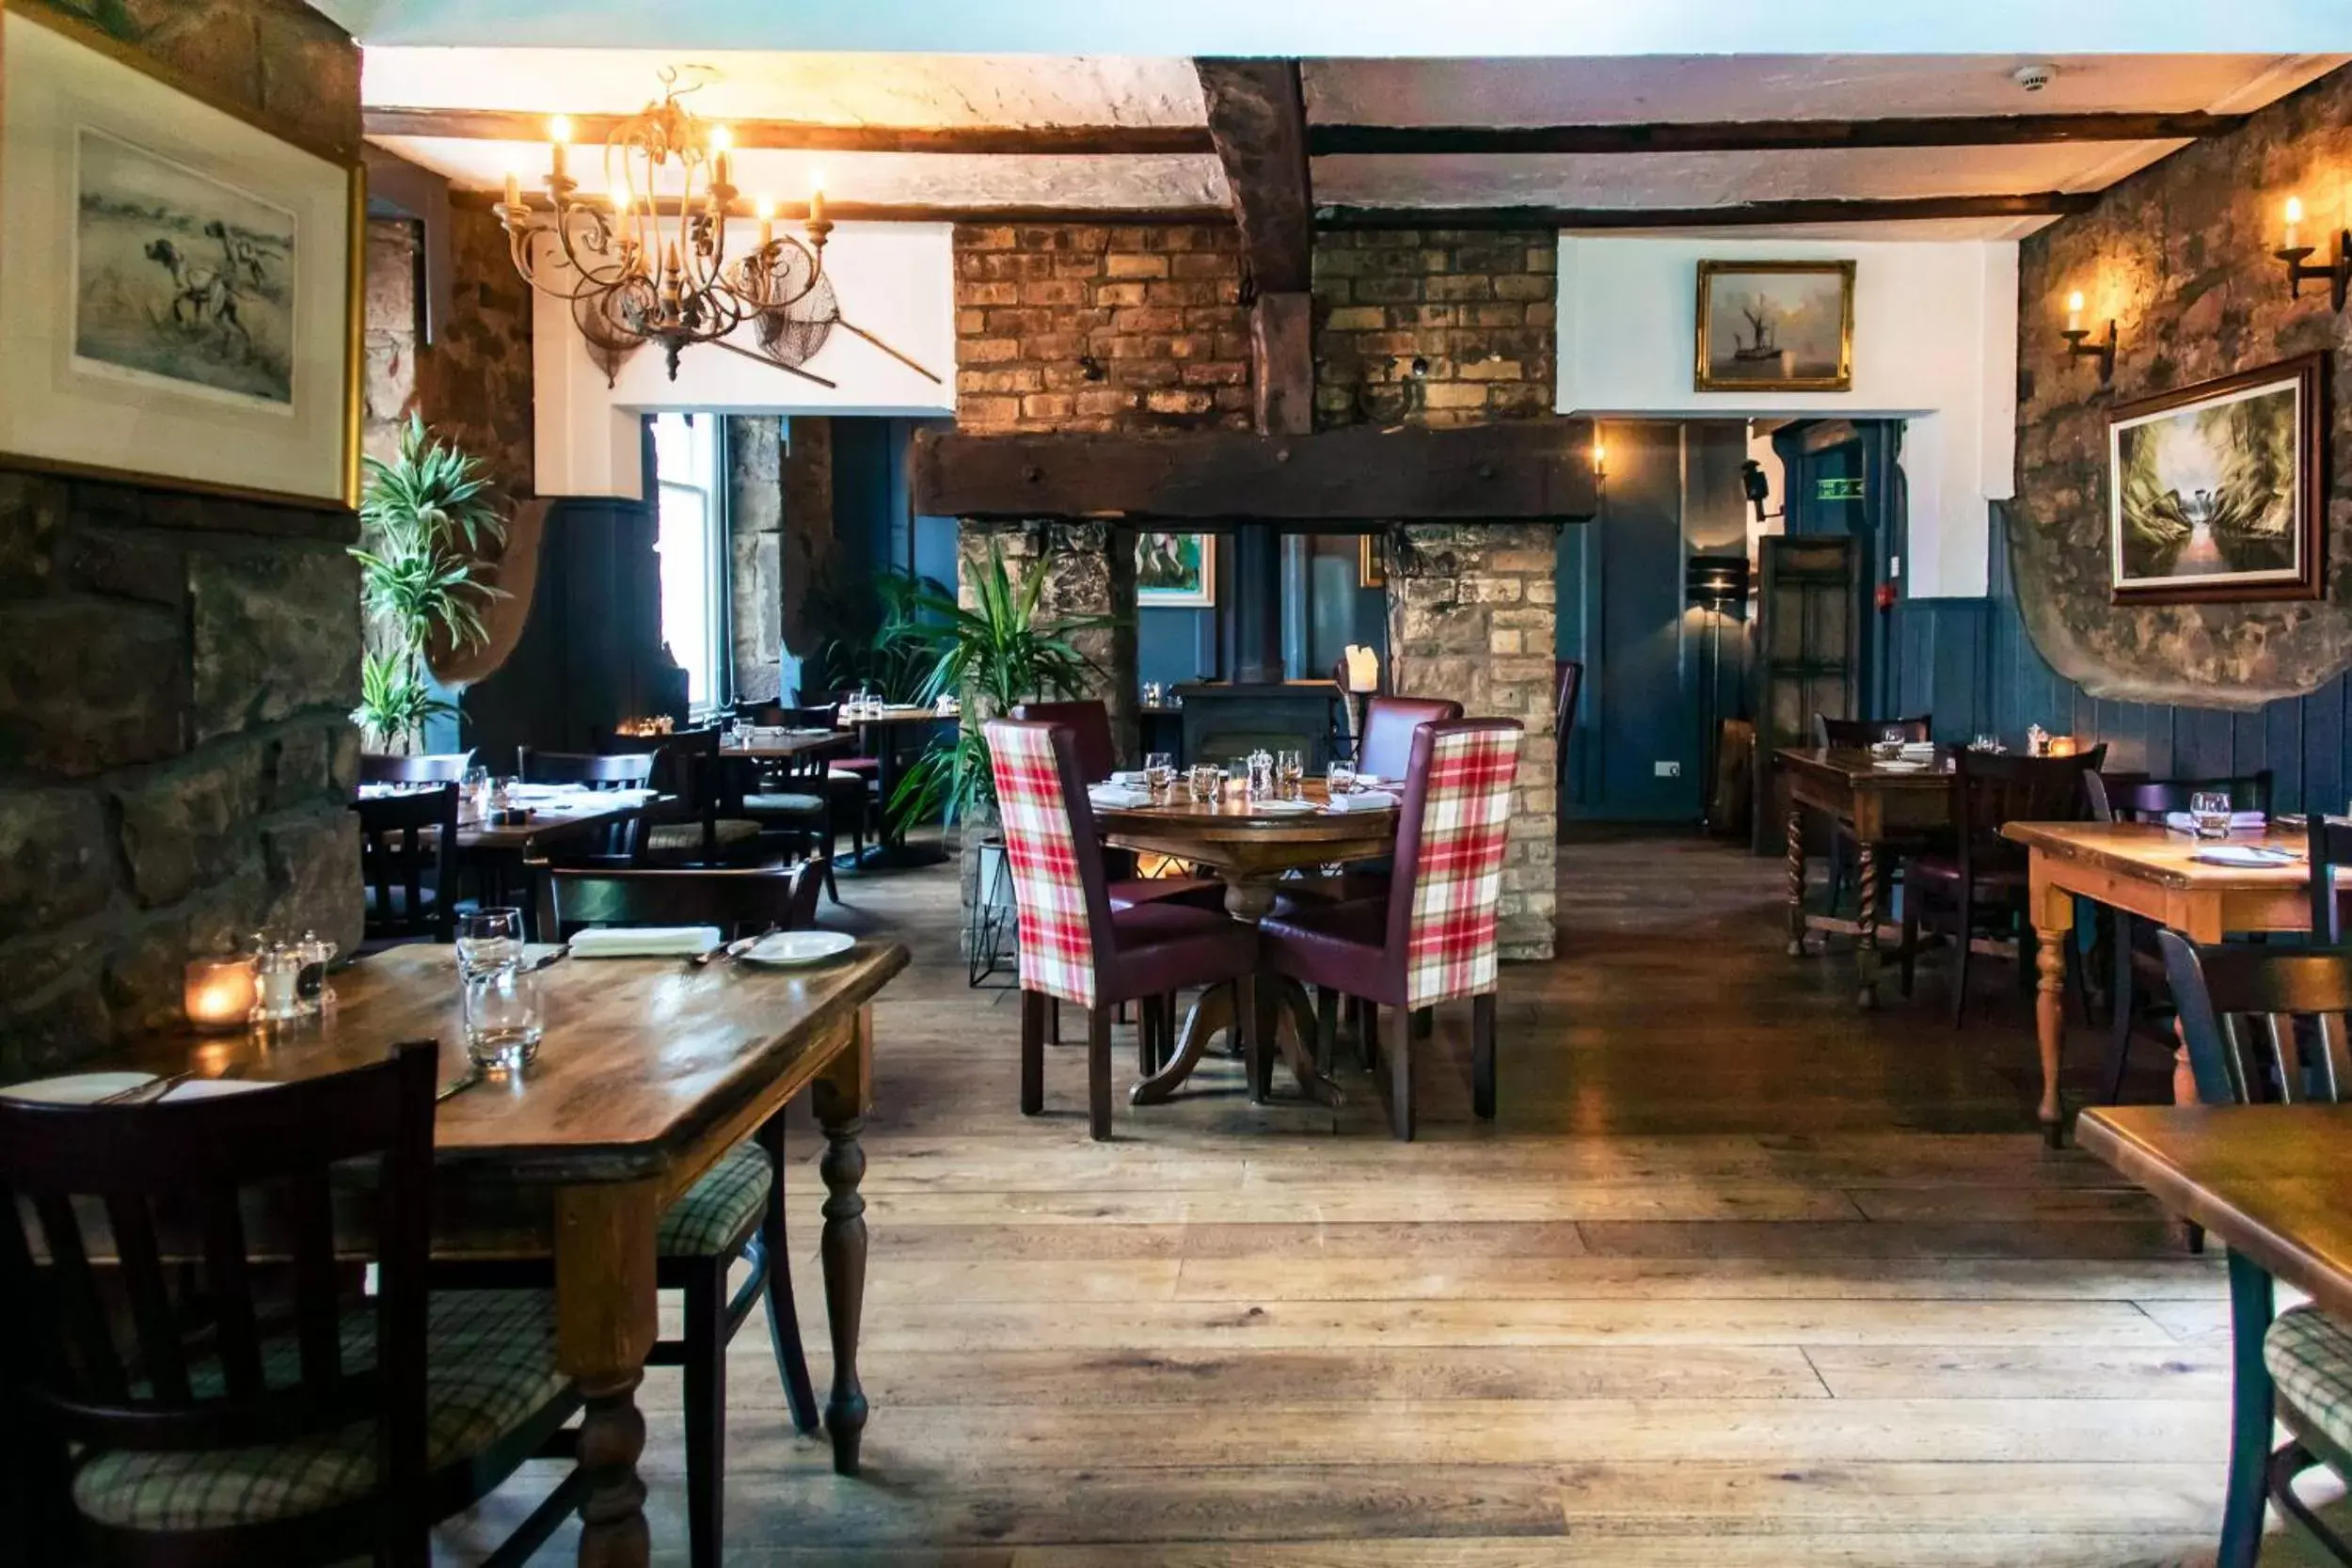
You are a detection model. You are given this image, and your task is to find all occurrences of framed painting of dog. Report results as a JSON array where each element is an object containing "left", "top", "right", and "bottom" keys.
[{"left": 0, "top": 4, "right": 360, "bottom": 508}]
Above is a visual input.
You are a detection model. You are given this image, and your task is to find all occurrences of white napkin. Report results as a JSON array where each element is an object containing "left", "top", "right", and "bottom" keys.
[
  {"left": 1109, "top": 769, "right": 1150, "bottom": 785},
  {"left": 1898, "top": 741, "right": 1936, "bottom": 755},
  {"left": 567, "top": 926, "right": 723, "bottom": 958},
  {"left": 2165, "top": 811, "right": 2268, "bottom": 832},
  {"left": 1326, "top": 789, "right": 1400, "bottom": 813},
  {"left": 1089, "top": 785, "right": 1154, "bottom": 809}
]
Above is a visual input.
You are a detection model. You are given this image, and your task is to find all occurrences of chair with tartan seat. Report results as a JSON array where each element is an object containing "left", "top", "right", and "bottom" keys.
[
  {"left": 1260, "top": 718, "right": 1522, "bottom": 1140},
  {"left": 0, "top": 1041, "right": 581, "bottom": 1568},
  {"left": 985, "top": 718, "right": 1262, "bottom": 1140},
  {"left": 2161, "top": 930, "right": 2352, "bottom": 1564}
]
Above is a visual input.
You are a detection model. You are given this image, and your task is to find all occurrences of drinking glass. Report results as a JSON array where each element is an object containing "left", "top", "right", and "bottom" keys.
[
  {"left": 1188, "top": 764, "right": 1223, "bottom": 803},
  {"left": 457, "top": 909, "right": 542, "bottom": 1070},
  {"left": 1327, "top": 761, "right": 1358, "bottom": 798},
  {"left": 1276, "top": 749, "right": 1305, "bottom": 800},
  {"left": 1144, "top": 752, "right": 1174, "bottom": 794},
  {"left": 462, "top": 765, "right": 491, "bottom": 811},
  {"left": 2189, "top": 791, "right": 2234, "bottom": 839}
]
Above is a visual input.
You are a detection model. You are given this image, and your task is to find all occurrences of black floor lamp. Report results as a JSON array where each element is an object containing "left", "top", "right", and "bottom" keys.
[{"left": 1685, "top": 554, "right": 1750, "bottom": 831}]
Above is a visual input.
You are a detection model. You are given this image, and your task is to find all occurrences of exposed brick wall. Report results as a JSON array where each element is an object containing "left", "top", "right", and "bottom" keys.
[
  {"left": 953, "top": 224, "right": 1253, "bottom": 433},
  {"left": 1312, "top": 230, "right": 1557, "bottom": 430}
]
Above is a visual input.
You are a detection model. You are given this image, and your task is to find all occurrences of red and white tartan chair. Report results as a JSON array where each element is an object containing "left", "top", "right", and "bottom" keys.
[
  {"left": 984, "top": 719, "right": 1260, "bottom": 1140},
  {"left": 1259, "top": 718, "right": 1523, "bottom": 1139}
]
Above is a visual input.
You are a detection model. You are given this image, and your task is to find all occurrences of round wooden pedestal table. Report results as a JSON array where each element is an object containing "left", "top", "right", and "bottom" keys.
[{"left": 1091, "top": 781, "right": 1397, "bottom": 1108}]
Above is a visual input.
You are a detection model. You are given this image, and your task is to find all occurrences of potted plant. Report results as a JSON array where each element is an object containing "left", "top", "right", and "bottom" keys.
[{"left": 348, "top": 415, "right": 506, "bottom": 751}]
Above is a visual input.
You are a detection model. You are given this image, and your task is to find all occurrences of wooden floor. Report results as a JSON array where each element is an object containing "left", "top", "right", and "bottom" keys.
[{"left": 440, "top": 831, "right": 2342, "bottom": 1567}]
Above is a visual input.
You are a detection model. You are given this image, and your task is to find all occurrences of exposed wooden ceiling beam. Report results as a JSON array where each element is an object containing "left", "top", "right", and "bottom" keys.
[
  {"left": 1316, "top": 192, "right": 2099, "bottom": 230},
  {"left": 912, "top": 420, "right": 1598, "bottom": 522},
  {"left": 1195, "top": 58, "right": 1314, "bottom": 294},
  {"left": 500, "top": 192, "right": 1231, "bottom": 225},
  {"left": 1309, "top": 111, "right": 2245, "bottom": 157},
  {"left": 363, "top": 107, "right": 1214, "bottom": 156}
]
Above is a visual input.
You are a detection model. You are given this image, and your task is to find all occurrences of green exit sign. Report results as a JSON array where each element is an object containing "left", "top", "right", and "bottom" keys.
[{"left": 1816, "top": 477, "right": 1865, "bottom": 501}]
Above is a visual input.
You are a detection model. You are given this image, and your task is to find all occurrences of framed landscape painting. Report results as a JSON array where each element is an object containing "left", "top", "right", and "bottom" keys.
[
  {"left": 1136, "top": 531, "right": 1216, "bottom": 607},
  {"left": 1694, "top": 260, "right": 1854, "bottom": 392},
  {"left": 0, "top": 6, "right": 361, "bottom": 508},
  {"left": 2108, "top": 353, "right": 2327, "bottom": 604}
]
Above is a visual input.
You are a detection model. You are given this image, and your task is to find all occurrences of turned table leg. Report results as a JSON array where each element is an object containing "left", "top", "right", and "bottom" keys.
[
  {"left": 1853, "top": 842, "right": 1883, "bottom": 1010},
  {"left": 1785, "top": 803, "right": 1807, "bottom": 957},
  {"left": 2034, "top": 922, "right": 2070, "bottom": 1148},
  {"left": 812, "top": 1013, "right": 873, "bottom": 1475},
  {"left": 555, "top": 1181, "right": 660, "bottom": 1568}
]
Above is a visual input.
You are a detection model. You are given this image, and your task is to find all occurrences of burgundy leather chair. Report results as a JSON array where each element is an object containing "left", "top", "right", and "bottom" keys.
[
  {"left": 1357, "top": 695, "right": 1463, "bottom": 782},
  {"left": 1011, "top": 700, "right": 1117, "bottom": 780},
  {"left": 984, "top": 719, "right": 1262, "bottom": 1140},
  {"left": 1260, "top": 718, "right": 1523, "bottom": 1140}
]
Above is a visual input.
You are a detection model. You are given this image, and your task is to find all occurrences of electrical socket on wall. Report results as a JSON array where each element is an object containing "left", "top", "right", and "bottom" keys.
[{"left": 1655, "top": 760, "right": 1681, "bottom": 778}]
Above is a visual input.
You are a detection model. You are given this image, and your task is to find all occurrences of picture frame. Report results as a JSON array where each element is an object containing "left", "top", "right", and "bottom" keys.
[
  {"left": 1136, "top": 531, "right": 1216, "bottom": 607},
  {"left": 1359, "top": 532, "right": 1385, "bottom": 590},
  {"left": 1694, "top": 260, "right": 1855, "bottom": 393},
  {"left": 2107, "top": 352, "right": 2327, "bottom": 605},
  {"left": 0, "top": 2, "right": 362, "bottom": 510}
]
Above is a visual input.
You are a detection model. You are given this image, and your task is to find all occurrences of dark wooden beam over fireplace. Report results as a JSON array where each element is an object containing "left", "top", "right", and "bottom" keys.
[{"left": 910, "top": 420, "right": 1600, "bottom": 522}]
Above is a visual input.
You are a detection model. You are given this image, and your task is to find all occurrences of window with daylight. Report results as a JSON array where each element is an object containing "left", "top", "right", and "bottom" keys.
[{"left": 650, "top": 412, "right": 727, "bottom": 710}]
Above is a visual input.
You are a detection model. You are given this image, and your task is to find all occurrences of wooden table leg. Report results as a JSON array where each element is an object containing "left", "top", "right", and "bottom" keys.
[
  {"left": 1132, "top": 983, "right": 1230, "bottom": 1104},
  {"left": 2033, "top": 911, "right": 2074, "bottom": 1148},
  {"left": 1785, "top": 803, "right": 1807, "bottom": 957},
  {"left": 812, "top": 1008, "right": 873, "bottom": 1476},
  {"left": 555, "top": 1180, "right": 661, "bottom": 1568},
  {"left": 1269, "top": 976, "right": 1344, "bottom": 1107},
  {"left": 1853, "top": 842, "right": 1882, "bottom": 1010}
]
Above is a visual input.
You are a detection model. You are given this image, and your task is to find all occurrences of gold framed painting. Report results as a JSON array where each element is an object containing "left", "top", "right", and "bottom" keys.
[
  {"left": 1136, "top": 531, "right": 1216, "bottom": 607},
  {"left": 0, "top": 3, "right": 362, "bottom": 509},
  {"left": 1694, "top": 260, "right": 1854, "bottom": 393},
  {"left": 1359, "top": 532, "right": 1385, "bottom": 589}
]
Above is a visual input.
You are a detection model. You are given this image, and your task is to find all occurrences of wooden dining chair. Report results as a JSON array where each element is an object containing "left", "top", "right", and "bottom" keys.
[
  {"left": 771, "top": 703, "right": 874, "bottom": 865},
  {"left": 2160, "top": 930, "right": 2352, "bottom": 1565},
  {"left": 493, "top": 861, "right": 826, "bottom": 1568},
  {"left": 739, "top": 744, "right": 842, "bottom": 903},
  {"left": 354, "top": 783, "right": 461, "bottom": 950},
  {"left": 358, "top": 751, "right": 475, "bottom": 785},
  {"left": 0, "top": 1041, "right": 582, "bottom": 1568},
  {"left": 1357, "top": 695, "right": 1464, "bottom": 783},
  {"left": 516, "top": 749, "right": 657, "bottom": 861},
  {"left": 644, "top": 737, "right": 767, "bottom": 867},
  {"left": 984, "top": 718, "right": 1262, "bottom": 1140},
  {"left": 2087, "top": 770, "right": 2275, "bottom": 1102},
  {"left": 1811, "top": 714, "right": 1933, "bottom": 915},
  {"left": 1261, "top": 718, "right": 1524, "bottom": 1140},
  {"left": 2309, "top": 814, "right": 2352, "bottom": 942},
  {"left": 1899, "top": 746, "right": 2105, "bottom": 1026}
]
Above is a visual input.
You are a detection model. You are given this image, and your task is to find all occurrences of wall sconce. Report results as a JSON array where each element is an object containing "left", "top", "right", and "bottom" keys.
[
  {"left": 2059, "top": 291, "right": 2116, "bottom": 385},
  {"left": 1590, "top": 436, "right": 1607, "bottom": 483},
  {"left": 2275, "top": 196, "right": 2352, "bottom": 311}
]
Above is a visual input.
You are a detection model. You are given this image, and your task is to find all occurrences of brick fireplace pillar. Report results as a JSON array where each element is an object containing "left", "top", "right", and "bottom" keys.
[{"left": 1386, "top": 523, "right": 1559, "bottom": 960}]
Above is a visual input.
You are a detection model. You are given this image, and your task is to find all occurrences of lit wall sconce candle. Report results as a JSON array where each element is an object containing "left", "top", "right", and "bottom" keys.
[
  {"left": 755, "top": 196, "right": 774, "bottom": 250},
  {"left": 548, "top": 115, "right": 571, "bottom": 182},
  {"left": 1590, "top": 437, "right": 1607, "bottom": 480},
  {"left": 2058, "top": 289, "right": 2116, "bottom": 385},
  {"left": 2285, "top": 195, "right": 2304, "bottom": 253},
  {"left": 2065, "top": 291, "right": 2083, "bottom": 334},
  {"left": 2274, "top": 193, "right": 2352, "bottom": 310},
  {"left": 808, "top": 167, "right": 827, "bottom": 228},
  {"left": 183, "top": 956, "right": 257, "bottom": 1033}
]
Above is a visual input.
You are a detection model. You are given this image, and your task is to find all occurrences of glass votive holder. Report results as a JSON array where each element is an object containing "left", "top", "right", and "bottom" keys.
[{"left": 183, "top": 955, "right": 258, "bottom": 1033}]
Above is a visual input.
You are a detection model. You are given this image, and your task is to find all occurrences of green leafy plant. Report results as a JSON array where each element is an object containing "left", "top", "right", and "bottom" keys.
[
  {"left": 886, "top": 543, "right": 1113, "bottom": 832},
  {"left": 349, "top": 415, "right": 505, "bottom": 749},
  {"left": 805, "top": 563, "right": 940, "bottom": 705}
]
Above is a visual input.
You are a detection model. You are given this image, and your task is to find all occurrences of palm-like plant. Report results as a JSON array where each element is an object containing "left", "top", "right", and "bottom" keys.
[
  {"left": 349, "top": 416, "right": 505, "bottom": 749},
  {"left": 887, "top": 543, "right": 1112, "bottom": 831}
]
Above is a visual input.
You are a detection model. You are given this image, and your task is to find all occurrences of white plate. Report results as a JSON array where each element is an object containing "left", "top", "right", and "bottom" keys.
[
  {"left": 2193, "top": 846, "right": 2299, "bottom": 868},
  {"left": 740, "top": 930, "right": 858, "bottom": 967},
  {"left": 1251, "top": 800, "right": 1320, "bottom": 816},
  {"left": 1872, "top": 760, "right": 1930, "bottom": 772},
  {"left": 164, "top": 1079, "right": 270, "bottom": 1101},
  {"left": 0, "top": 1071, "right": 155, "bottom": 1103}
]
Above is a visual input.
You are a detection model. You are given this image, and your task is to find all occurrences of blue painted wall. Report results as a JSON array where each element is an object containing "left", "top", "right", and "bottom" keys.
[{"left": 1132, "top": 531, "right": 1384, "bottom": 692}]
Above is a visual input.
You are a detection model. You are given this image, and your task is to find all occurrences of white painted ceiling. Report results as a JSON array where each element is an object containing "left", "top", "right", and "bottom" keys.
[{"left": 364, "top": 50, "right": 2351, "bottom": 238}]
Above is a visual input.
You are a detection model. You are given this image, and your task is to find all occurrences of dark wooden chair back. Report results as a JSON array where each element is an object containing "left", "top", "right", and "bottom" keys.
[
  {"left": 1815, "top": 713, "right": 1931, "bottom": 748},
  {"left": 1949, "top": 748, "right": 2105, "bottom": 852},
  {"left": 1554, "top": 660, "right": 1582, "bottom": 747},
  {"left": 1011, "top": 701, "right": 1117, "bottom": 779},
  {"left": 2309, "top": 816, "right": 2352, "bottom": 942},
  {"left": 354, "top": 784, "right": 460, "bottom": 944},
  {"left": 2090, "top": 770, "right": 2274, "bottom": 824},
  {"left": 773, "top": 705, "right": 840, "bottom": 729},
  {"left": 2160, "top": 931, "right": 2352, "bottom": 1105},
  {"left": 536, "top": 862, "right": 820, "bottom": 940},
  {"left": 358, "top": 752, "right": 473, "bottom": 785},
  {"left": 0, "top": 1044, "right": 439, "bottom": 1546},
  {"left": 516, "top": 750, "right": 656, "bottom": 861},
  {"left": 1359, "top": 695, "right": 1465, "bottom": 782}
]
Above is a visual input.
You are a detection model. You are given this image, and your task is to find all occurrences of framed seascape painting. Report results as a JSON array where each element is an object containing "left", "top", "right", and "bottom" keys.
[
  {"left": 0, "top": 5, "right": 361, "bottom": 509},
  {"left": 1136, "top": 531, "right": 1216, "bottom": 607},
  {"left": 2107, "top": 353, "right": 2327, "bottom": 605},
  {"left": 1694, "top": 261, "right": 1854, "bottom": 393}
]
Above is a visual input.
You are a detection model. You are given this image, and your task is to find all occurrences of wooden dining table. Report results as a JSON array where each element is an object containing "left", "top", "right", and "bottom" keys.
[
  {"left": 836, "top": 707, "right": 951, "bottom": 868},
  {"left": 1776, "top": 746, "right": 1955, "bottom": 1008},
  {"left": 721, "top": 729, "right": 856, "bottom": 763},
  {"left": 1092, "top": 779, "right": 1395, "bottom": 1106},
  {"left": 2077, "top": 1102, "right": 2352, "bottom": 1568},
  {"left": 2002, "top": 820, "right": 2317, "bottom": 1144},
  {"left": 83, "top": 938, "right": 910, "bottom": 1568}
]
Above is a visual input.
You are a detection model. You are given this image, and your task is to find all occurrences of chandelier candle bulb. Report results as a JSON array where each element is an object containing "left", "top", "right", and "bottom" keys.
[
  {"left": 548, "top": 114, "right": 571, "bottom": 181},
  {"left": 756, "top": 196, "right": 774, "bottom": 250},
  {"left": 809, "top": 168, "right": 826, "bottom": 228},
  {"left": 504, "top": 167, "right": 520, "bottom": 209}
]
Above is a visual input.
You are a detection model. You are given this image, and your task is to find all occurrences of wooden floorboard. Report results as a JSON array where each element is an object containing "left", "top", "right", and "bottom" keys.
[{"left": 434, "top": 830, "right": 2347, "bottom": 1565}]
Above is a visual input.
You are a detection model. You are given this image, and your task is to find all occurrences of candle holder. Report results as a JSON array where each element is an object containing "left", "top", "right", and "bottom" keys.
[
  {"left": 183, "top": 955, "right": 258, "bottom": 1034},
  {"left": 2059, "top": 319, "right": 2117, "bottom": 385},
  {"left": 2276, "top": 230, "right": 2352, "bottom": 311}
]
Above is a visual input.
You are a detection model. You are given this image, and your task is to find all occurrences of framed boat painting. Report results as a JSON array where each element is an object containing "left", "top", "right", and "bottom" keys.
[
  {"left": 1694, "top": 260, "right": 1854, "bottom": 393},
  {"left": 1136, "top": 531, "right": 1216, "bottom": 607},
  {"left": 2107, "top": 353, "right": 2326, "bottom": 605},
  {"left": 0, "top": 4, "right": 362, "bottom": 509}
]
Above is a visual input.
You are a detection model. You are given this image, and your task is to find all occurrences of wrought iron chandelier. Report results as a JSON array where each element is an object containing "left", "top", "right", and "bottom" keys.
[{"left": 498, "top": 71, "right": 833, "bottom": 381}]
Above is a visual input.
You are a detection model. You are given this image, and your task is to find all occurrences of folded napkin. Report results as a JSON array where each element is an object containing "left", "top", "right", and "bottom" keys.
[
  {"left": 1326, "top": 788, "right": 1401, "bottom": 813},
  {"left": 567, "top": 926, "right": 723, "bottom": 958},
  {"left": 1089, "top": 784, "right": 1154, "bottom": 809},
  {"left": 1109, "top": 769, "right": 1150, "bottom": 785},
  {"left": 2165, "top": 810, "right": 2268, "bottom": 832},
  {"left": 504, "top": 783, "right": 586, "bottom": 800},
  {"left": 1898, "top": 742, "right": 1937, "bottom": 754}
]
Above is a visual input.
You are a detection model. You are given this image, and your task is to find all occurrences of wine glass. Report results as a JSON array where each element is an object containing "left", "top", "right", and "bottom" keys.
[
  {"left": 2189, "top": 790, "right": 2234, "bottom": 839},
  {"left": 1276, "top": 749, "right": 1305, "bottom": 800},
  {"left": 1144, "top": 752, "right": 1173, "bottom": 794},
  {"left": 1327, "top": 761, "right": 1358, "bottom": 798}
]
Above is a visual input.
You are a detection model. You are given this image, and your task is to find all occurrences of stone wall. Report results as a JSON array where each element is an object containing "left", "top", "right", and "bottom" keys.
[
  {"left": 2014, "top": 64, "right": 2352, "bottom": 708},
  {"left": 727, "top": 417, "right": 786, "bottom": 703},
  {"left": 0, "top": 0, "right": 363, "bottom": 1073},
  {"left": 1311, "top": 230, "right": 1556, "bottom": 431}
]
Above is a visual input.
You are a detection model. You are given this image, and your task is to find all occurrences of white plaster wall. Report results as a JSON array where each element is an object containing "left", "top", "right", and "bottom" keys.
[
  {"left": 533, "top": 221, "right": 956, "bottom": 499},
  {"left": 1555, "top": 235, "right": 2018, "bottom": 599}
]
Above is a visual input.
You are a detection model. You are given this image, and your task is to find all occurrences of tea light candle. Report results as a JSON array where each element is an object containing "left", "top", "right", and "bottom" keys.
[
  {"left": 2047, "top": 735, "right": 2080, "bottom": 757},
  {"left": 183, "top": 956, "right": 257, "bottom": 1032}
]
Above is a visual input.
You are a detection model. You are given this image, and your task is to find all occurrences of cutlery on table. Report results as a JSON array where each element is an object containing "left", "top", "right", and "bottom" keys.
[
  {"left": 96, "top": 1071, "right": 193, "bottom": 1106},
  {"left": 691, "top": 927, "right": 778, "bottom": 969},
  {"left": 436, "top": 1064, "right": 487, "bottom": 1103}
]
